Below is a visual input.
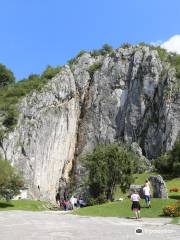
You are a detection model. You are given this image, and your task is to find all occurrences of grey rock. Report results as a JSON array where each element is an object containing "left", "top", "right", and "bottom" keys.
[
  {"left": 0, "top": 46, "right": 179, "bottom": 201},
  {"left": 149, "top": 175, "right": 168, "bottom": 199},
  {"left": 129, "top": 184, "right": 144, "bottom": 198}
]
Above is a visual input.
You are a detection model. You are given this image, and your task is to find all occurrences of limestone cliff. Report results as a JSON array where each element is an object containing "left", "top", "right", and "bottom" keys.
[{"left": 0, "top": 46, "right": 180, "bottom": 201}]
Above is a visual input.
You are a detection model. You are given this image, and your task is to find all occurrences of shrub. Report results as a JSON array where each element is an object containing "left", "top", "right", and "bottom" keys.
[
  {"left": 100, "top": 44, "right": 113, "bottom": 55},
  {"left": 88, "top": 62, "right": 102, "bottom": 78},
  {"left": 0, "top": 64, "right": 15, "bottom": 88},
  {"left": 170, "top": 188, "right": 179, "bottom": 192},
  {"left": 163, "top": 201, "right": 180, "bottom": 217},
  {"left": 76, "top": 50, "right": 86, "bottom": 58},
  {"left": 0, "top": 64, "right": 62, "bottom": 134},
  {"left": 41, "top": 65, "right": 61, "bottom": 79},
  {"left": 154, "top": 137, "right": 180, "bottom": 177},
  {"left": 91, "top": 44, "right": 113, "bottom": 57},
  {"left": 68, "top": 50, "right": 87, "bottom": 66},
  {"left": 121, "top": 43, "right": 131, "bottom": 49}
]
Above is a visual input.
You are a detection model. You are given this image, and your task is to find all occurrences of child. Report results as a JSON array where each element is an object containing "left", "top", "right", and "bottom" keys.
[{"left": 131, "top": 190, "right": 141, "bottom": 219}]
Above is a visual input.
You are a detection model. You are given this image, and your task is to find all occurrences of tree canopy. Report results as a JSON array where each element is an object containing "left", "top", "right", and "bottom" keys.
[
  {"left": 0, "top": 64, "right": 15, "bottom": 88},
  {"left": 0, "top": 158, "right": 23, "bottom": 200},
  {"left": 83, "top": 144, "right": 138, "bottom": 202},
  {"left": 155, "top": 137, "right": 180, "bottom": 177}
]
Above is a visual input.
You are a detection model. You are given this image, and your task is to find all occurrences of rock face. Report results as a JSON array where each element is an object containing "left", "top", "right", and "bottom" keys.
[
  {"left": 0, "top": 46, "right": 180, "bottom": 201},
  {"left": 129, "top": 185, "right": 144, "bottom": 198},
  {"left": 149, "top": 175, "right": 168, "bottom": 199}
]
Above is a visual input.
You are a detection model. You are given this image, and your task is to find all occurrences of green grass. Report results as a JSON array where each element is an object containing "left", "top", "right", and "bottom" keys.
[
  {"left": 0, "top": 200, "right": 48, "bottom": 211},
  {"left": 75, "top": 173, "right": 180, "bottom": 218},
  {"left": 131, "top": 172, "right": 180, "bottom": 200},
  {"left": 73, "top": 198, "right": 176, "bottom": 217},
  {"left": 171, "top": 217, "right": 180, "bottom": 225}
]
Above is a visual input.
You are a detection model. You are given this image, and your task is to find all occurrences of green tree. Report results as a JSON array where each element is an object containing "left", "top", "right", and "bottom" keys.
[
  {"left": 0, "top": 158, "right": 23, "bottom": 200},
  {"left": 41, "top": 65, "right": 61, "bottom": 79},
  {"left": 83, "top": 144, "right": 138, "bottom": 201},
  {"left": 0, "top": 64, "right": 15, "bottom": 88},
  {"left": 155, "top": 137, "right": 180, "bottom": 177}
]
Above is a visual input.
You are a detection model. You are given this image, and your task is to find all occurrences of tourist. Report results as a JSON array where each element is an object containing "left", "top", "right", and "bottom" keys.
[
  {"left": 55, "top": 192, "right": 60, "bottom": 205},
  {"left": 70, "top": 195, "right": 77, "bottom": 209},
  {"left": 143, "top": 184, "right": 151, "bottom": 208},
  {"left": 63, "top": 199, "right": 70, "bottom": 211},
  {"left": 144, "top": 179, "right": 151, "bottom": 188},
  {"left": 79, "top": 197, "right": 86, "bottom": 207},
  {"left": 131, "top": 190, "right": 141, "bottom": 219}
]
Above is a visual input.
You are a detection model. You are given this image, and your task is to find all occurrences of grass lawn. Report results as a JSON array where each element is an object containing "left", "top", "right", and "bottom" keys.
[
  {"left": 73, "top": 198, "right": 176, "bottom": 218},
  {"left": 171, "top": 217, "right": 180, "bottom": 225},
  {"left": 74, "top": 173, "right": 180, "bottom": 219},
  {"left": 0, "top": 200, "right": 48, "bottom": 211}
]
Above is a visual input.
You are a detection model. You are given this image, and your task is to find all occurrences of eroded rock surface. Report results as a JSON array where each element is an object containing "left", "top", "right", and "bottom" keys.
[{"left": 0, "top": 46, "right": 179, "bottom": 201}]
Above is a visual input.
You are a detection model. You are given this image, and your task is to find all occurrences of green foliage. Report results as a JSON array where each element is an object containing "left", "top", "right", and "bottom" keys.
[
  {"left": 0, "top": 64, "right": 15, "bottom": 88},
  {"left": 2, "top": 106, "right": 18, "bottom": 130},
  {"left": 91, "top": 44, "right": 114, "bottom": 57},
  {"left": 0, "top": 65, "right": 61, "bottom": 135},
  {"left": 150, "top": 46, "right": 180, "bottom": 91},
  {"left": 154, "top": 46, "right": 168, "bottom": 61},
  {"left": 0, "top": 158, "right": 23, "bottom": 200},
  {"left": 120, "top": 43, "right": 132, "bottom": 49},
  {"left": 168, "top": 53, "right": 180, "bottom": 82},
  {"left": 68, "top": 50, "right": 86, "bottom": 66},
  {"left": 41, "top": 65, "right": 62, "bottom": 79},
  {"left": 76, "top": 50, "right": 86, "bottom": 58},
  {"left": 138, "top": 42, "right": 147, "bottom": 46},
  {"left": 100, "top": 44, "right": 113, "bottom": 55},
  {"left": 154, "top": 138, "right": 180, "bottom": 177},
  {"left": 88, "top": 62, "right": 102, "bottom": 78},
  {"left": 83, "top": 144, "right": 138, "bottom": 202}
]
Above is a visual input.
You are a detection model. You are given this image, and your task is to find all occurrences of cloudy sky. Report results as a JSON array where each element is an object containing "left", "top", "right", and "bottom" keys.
[{"left": 0, "top": 0, "right": 179, "bottom": 79}]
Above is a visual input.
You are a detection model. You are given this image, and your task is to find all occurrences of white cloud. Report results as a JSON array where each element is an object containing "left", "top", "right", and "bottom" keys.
[{"left": 161, "top": 35, "right": 180, "bottom": 54}]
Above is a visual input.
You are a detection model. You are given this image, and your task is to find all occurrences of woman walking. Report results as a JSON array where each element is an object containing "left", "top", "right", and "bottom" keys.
[{"left": 131, "top": 190, "right": 141, "bottom": 219}]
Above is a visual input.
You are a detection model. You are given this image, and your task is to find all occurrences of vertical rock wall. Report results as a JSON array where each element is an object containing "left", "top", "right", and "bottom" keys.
[{"left": 0, "top": 46, "right": 179, "bottom": 201}]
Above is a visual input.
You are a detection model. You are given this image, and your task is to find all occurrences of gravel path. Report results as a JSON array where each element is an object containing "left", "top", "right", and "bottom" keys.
[{"left": 0, "top": 211, "right": 179, "bottom": 240}]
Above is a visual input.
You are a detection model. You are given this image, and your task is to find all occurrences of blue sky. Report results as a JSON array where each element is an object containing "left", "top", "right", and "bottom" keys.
[{"left": 0, "top": 0, "right": 180, "bottom": 80}]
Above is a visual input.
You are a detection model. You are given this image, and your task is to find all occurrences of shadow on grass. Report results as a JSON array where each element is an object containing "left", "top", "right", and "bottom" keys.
[
  {"left": 169, "top": 195, "right": 180, "bottom": 200},
  {"left": 0, "top": 202, "right": 14, "bottom": 208}
]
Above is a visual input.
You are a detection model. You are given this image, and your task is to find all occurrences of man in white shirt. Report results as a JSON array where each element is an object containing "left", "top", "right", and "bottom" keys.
[{"left": 143, "top": 185, "right": 151, "bottom": 208}]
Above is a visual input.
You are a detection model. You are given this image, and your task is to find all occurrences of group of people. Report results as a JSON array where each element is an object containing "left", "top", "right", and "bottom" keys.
[
  {"left": 131, "top": 179, "right": 151, "bottom": 219},
  {"left": 56, "top": 193, "right": 86, "bottom": 211}
]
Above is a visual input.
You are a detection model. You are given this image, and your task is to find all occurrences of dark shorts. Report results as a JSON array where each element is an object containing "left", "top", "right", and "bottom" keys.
[{"left": 131, "top": 201, "right": 141, "bottom": 211}]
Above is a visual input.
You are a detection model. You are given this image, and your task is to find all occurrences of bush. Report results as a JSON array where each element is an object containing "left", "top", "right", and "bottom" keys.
[
  {"left": 0, "top": 64, "right": 15, "bottom": 88},
  {"left": 154, "top": 138, "right": 180, "bottom": 177},
  {"left": 170, "top": 188, "right": 179, "bottom": 192},
  {"left": 41, "top": 65, "right": 61, "bottom": 79},
  {"left": 88, "top": 62, "right": 102, "bottom": 78},
  {"left": 120, "top": 43, "right": 131, "bottom": 49},
  {"left": 91, "top": 44, "right": 113, "bottom": 57},
  {"left": 163, "top": 201, "right": 180, "bottom": 217},
  {"left": 76, "top": 50, "right": 86, "bottom": 58},
  {"left": 0, "top": 64, "right": 62, "bottom": 134},
  {"left": 85, "top": 194, "right": 107, "bottom": 206}
]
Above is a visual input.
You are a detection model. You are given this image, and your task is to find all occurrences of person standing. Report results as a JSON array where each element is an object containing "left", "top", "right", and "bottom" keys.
[
  {"left": 143, "top": 184, "right": 151, "bottom": 208},
  {"left": 131, "top": 190, "right": 141, "bottom": 219}
]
